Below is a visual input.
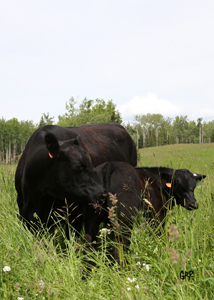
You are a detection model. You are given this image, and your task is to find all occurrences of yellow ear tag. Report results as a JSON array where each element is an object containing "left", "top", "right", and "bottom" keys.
[
  {"left": 166, "top": 182, "right": 172, "bottom": 188},
  {"left": 49, "top": 152, "right": 53, "bottom": 158}
]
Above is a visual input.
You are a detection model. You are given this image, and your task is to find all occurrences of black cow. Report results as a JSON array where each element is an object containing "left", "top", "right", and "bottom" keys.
[
  {"left": 84, "top": 161, "right": 142, "bottom": 255},
  {"left": 136, "top": 167, "right": 206, "bottom": 224},
  {"left": 15, "top": 123, "right": 137, "bottom": 233}
]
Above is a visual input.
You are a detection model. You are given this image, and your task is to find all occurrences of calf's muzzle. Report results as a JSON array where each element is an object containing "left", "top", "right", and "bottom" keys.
[{"left": 187, "top": 201, "right": 199, "bottom": 210}]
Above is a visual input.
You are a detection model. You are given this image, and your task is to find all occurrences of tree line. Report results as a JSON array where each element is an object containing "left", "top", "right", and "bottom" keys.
[
  {"left": 0, "top": 118, "right": 35, "bottom": 164},
  {"left": 1, "top": 97, "right": 214, "bottom": 164},
  {"left": 125, "top": 114, "right": 214, "bottom": 149},
  {"left": 0, "top": 98, "right": 121, "bottom": 164}
]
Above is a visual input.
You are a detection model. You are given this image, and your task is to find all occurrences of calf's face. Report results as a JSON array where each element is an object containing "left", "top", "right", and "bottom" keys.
[{"left": 172, "top": 170, "right": 206, "bottom": 210}]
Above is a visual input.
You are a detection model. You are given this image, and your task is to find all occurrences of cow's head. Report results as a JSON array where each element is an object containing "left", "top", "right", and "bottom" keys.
[
  {"left": 165, "top": 169, "right": 206, "bottom": 210},
  {"left": 44, "top": 132, "right": 106, "bottom": 205}
]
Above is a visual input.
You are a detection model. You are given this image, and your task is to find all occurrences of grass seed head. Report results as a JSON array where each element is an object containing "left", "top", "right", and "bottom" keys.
[
  {"left": 165, "top": 247, "right": 180, "bottom": 262},
  {"left": 169, "top": 224, "right": 180, "bottom": 241}
]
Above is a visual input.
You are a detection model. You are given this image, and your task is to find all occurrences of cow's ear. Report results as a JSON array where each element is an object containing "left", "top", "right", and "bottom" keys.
[
  {"left": 160, "top": 172, "right": 173, "bottom": 184},
  {"left": 45, "top": 133, "right": 59, "bottom": 158},
  {"left": 193, "top": 173, "right": 206, "bottom": 181},
  {"left": 72, "top": 135, "right": 81, "bottom": 146}
]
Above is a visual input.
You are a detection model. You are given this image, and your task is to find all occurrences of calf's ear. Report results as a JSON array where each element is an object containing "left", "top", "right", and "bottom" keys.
[
  {"left": 193, "top": 173, "right": 207, "bottom": 181},
  {"left": 193, "top": 173, "right": 207, "bottom": 188},
  {"left": 45, "top": 133, "right": 59, "bottom": 158},
  {"left": 158, "top": 170, "right": 174, "bottom": 183}
]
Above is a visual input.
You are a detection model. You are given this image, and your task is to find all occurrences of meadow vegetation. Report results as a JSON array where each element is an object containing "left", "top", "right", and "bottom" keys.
[{"left": 0, "top": 143, "right": 214, "bottom": 299}]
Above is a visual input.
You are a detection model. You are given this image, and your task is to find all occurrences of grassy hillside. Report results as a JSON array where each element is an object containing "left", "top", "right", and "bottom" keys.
[
  {"left": 138, "top": 143, "right": 214, "bottom": 176},
  {"left": 0, "top": 144, "right": 214, "bottom": 299}
]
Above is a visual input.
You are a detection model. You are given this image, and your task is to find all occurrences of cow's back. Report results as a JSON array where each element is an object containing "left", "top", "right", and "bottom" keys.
[
  {"left": 67, "top": 123, "right": 137, "bottom": 167},
  {"left": 17, "top": 122, "right": 136, "bottom": 177}
]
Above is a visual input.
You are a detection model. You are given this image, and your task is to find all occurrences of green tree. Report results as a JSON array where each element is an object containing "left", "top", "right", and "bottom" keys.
[
  {"left": 187, "top": 120, "right": 198, "bottom": 143},
  {"left": 197, "top": 118, "right": 203, "bottom": 144},
  {"left": 57, "top": 97, "right": 78, "bottom": 127},
  {"left": 57, "top": 97, "right": 122, "bottom": 126},
  {"left": 203, "top": 121, "right": 214, "bottom": 143},
  {"left": 39, "top": 113, "right": 55, "bottom": 127},
  {"left": 172, "top": 116, "right": 189, "bottom": 143},
  {"left": 159, "top": 117, "right": 173, "bottom": 145},
  {"left": 135, "top": 113, "right": 167, "bottom": 147},
  {"left": 0, "top": 118, "right": 36, "bottom": 164}
]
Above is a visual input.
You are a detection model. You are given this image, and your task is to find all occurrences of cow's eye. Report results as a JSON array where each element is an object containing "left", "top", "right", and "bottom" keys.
[{"left": 76, "top": 164, "right": 84, "bottom": 171}]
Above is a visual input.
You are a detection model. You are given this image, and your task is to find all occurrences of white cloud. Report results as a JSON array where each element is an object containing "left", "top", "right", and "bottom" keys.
[{"left": 119, "top": 93, "right": 182, "bottom": 121}]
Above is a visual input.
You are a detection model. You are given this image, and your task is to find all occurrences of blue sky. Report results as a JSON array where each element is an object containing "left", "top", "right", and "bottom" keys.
[{"left": 1, "top": 0, "right": 214, "bottom": 124}]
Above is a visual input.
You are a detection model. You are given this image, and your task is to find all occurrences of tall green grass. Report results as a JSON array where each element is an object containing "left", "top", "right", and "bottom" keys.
[{"left": 0, "top": 144, "right": 214, "bottom": 299}]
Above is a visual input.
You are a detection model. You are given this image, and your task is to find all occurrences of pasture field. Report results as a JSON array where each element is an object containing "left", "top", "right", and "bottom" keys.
[
  {"left": 138, "top": 143, "right": 214, "bottom": 176},
  {"left": 0, "top": 143, "right": 214, "bottom": 299}
]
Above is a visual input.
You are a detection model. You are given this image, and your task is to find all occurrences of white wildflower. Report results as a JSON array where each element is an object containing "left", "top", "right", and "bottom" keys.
[
  {"left": 17, "top": 297, "right": 24, "bottom": 300},
  {"left": 99, "top": 228, "right": 111, "bottom": 236},
  {"left": 127, "top": 277, "right": 137, "bottom": 283},
  {"left": 145, "top": 264, "right": 149, "bottom": 272},
  {"left": 3, "top": 266, "right": 11, "bottom": 272},
  {"left": 127, "top": 288, "right": 131, "bottom": 291},
  {"left": 136, "top": 261, "right": 141, "bottom": 267},
  {"left": 39, "top": 280, "right": 45, "bottom": 287},
  {"left": 100, "top": 228, "right": 109, "bottom": 233},
  {"left": 135, "top": 285, "right": 139, "bottom": 289}
]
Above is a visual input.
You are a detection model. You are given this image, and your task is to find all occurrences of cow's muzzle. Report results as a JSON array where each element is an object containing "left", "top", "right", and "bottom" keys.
[
  {"left": 89, "top": 193, "right": 108, "bottom": 212},
  {"left": 187, "top": 202, "right": 199, "bottom": 210}
]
